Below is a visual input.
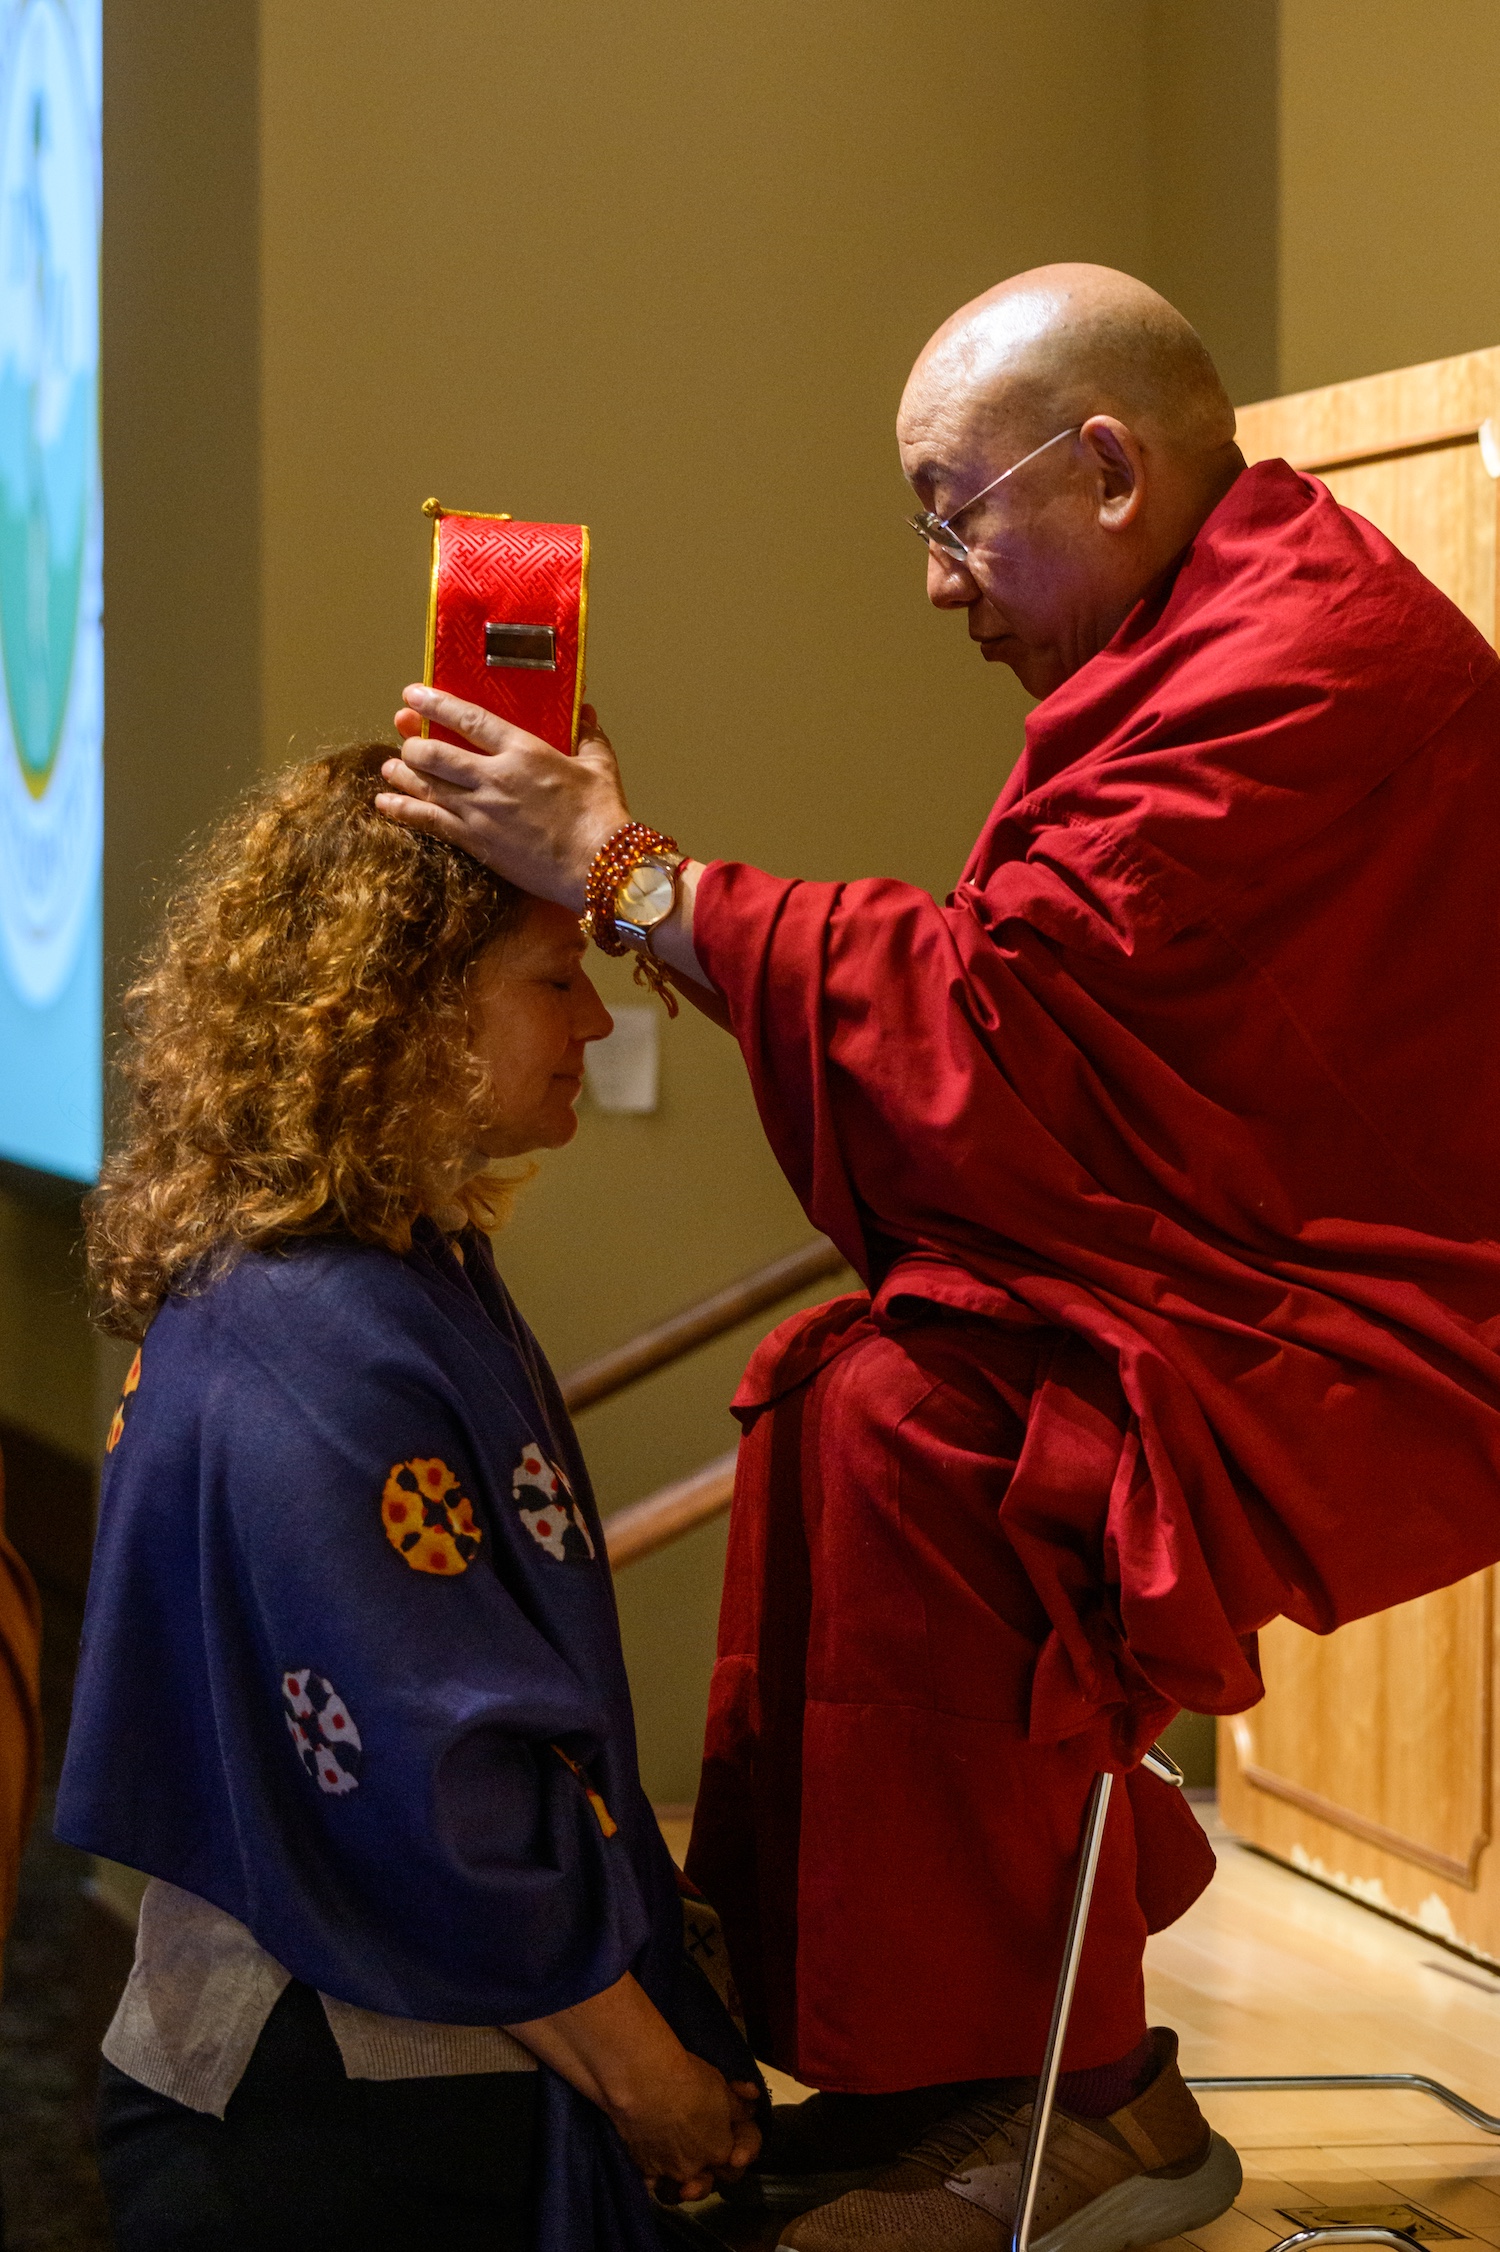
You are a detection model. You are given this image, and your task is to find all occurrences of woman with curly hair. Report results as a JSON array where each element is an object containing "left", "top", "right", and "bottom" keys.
[{"left": 55, "top": 743, "right": 761, "bottom": 2252}]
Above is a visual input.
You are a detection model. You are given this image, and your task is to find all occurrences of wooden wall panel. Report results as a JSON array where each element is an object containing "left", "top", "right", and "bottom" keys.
[
  {"left": 1218, "top": 347, "right": 1500, "bottom": 1964},
  {"left": 1323, "top": 446, "right": 1496, "bottom": 637},
  {"left": 1238, "top": 348, "right": 1500, "bottom": 642},
  {"left": 1225, "top": 1578, "right": 1492, "bottom": 1886}
]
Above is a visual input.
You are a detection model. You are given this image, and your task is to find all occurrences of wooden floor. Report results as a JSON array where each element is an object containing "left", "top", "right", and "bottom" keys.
[
  {"left": 1151, "top": 1809, "right": 1500, "bottom": 2252},
  {"left": 661, "top": 1804, "right": 1500, "bottom": 2248}
]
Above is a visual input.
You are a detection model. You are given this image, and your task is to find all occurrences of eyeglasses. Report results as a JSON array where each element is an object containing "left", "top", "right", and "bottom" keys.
[{"left": 906, "top": 425, "right": 1082, "bottom": 560}]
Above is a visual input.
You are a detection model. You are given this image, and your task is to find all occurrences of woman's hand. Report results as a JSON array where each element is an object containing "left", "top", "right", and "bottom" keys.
[
  {"left": 378, "top": 691, "right": 629, "bottom": 911},
  {"left": 507, "top": 1969, "right": 762, "bottom": 2200},
  {"left": 605, "top": 2052, "right": 762, "bottom": 2201}
]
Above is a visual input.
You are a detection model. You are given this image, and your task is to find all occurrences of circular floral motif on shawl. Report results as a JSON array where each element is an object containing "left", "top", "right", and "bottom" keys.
[
  {"left": 282, "top": 1668, "right": 362, "bottom": 1795},
  {"left": 381, "top": 1456, "right": 483, "bottom": 1575},
  {"left": 513, "top": 1443, "right": 595, "bottom": 1566}
]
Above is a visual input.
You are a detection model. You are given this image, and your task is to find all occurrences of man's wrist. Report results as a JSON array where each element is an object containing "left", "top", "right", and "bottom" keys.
[
  {"left": 582, "top": 823, "right": 682, "bottom": 958},
  {"left": 572, "top": 821, "right": 711, "bottom": 999},
  {"left": 565, "top": 810, "right": 630, "bottom": 913}
]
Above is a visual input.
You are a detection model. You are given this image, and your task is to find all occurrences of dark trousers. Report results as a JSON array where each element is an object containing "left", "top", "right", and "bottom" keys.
[{"left": 96, "top": 1980, "right": 539, "bottom": 2251}]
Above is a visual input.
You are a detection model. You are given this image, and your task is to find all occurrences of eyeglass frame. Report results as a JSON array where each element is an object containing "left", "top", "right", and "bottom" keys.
[{"left": 906, "top": 424, "right": 1083, "bottom": 561}]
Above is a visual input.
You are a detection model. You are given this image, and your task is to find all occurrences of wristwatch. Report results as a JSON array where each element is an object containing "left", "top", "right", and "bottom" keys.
[
  {"left": 582, "top": 822, "right": 686, "bottom": 1016},
  {"left": 611, "top": 851, "right": 682, "bottom": 948}
]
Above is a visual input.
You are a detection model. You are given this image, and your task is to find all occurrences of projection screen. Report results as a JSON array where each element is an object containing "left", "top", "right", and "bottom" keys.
[{"left": 0, "top": 0, "right": 101, "bottom": 1183}]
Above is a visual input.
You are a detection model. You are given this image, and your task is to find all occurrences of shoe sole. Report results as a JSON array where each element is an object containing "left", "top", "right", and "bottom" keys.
[
  {"left": 737, "top": 2167, "right": 884, "bottom": 2213},
  {"left": 774, "top": 2132, "right": 1244, "bottom": 2252},
  {"left": 1032, "top": 2132, "right": 1245, "bottom": 2252}
]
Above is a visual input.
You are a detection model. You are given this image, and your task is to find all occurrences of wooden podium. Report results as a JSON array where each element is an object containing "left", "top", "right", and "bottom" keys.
[{"left": 1217, "top": 348, "right": 1500, "bottom": 1962}]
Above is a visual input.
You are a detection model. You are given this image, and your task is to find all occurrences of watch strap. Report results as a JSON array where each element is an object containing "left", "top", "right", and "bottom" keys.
[{"left": 583, "top": 822, "right": 682, "bottom": 958}]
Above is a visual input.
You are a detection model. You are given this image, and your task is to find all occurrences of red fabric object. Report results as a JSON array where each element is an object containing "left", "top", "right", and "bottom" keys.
[
  {"left": 0, "top": 1446, "right": 40, "bottom": 1959},
  {"left": 685, "top": 1296, "right": 1215, "bottom": 2090},
  {"left": 1057, "top": 2031, "right": 1158, "bottom": 2118},
  {"left": 692, "top": 460, "right": 1500, "bottom": 1758},
  {"left": 422, "top": 506, "right": 588, "bottom": 755}
]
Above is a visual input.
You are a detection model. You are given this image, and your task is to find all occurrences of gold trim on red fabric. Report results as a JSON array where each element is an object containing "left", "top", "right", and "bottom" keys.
[
  {"left": 571, "top": 525, "right": 591, "bottom": 752},
  {"left": 420, "top": 510, "right": 441, "bottom": 739},
  {"left": 417, "top": 498, "right": 517, "bottom": 739}
]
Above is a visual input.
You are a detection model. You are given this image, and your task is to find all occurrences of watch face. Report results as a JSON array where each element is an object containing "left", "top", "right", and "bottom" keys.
[{"left": 617, "top": 857, "right": 677, "bottom": 928}]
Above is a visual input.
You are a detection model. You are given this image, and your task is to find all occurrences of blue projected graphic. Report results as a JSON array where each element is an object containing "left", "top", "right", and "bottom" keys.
[{"left": 0, "top": 0, "right": 101, "bottom": 1182}]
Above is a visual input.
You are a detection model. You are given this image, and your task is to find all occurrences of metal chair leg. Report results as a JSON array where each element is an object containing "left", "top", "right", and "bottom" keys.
[
  {"left": 1186, "top": 2084, "right": 1495, "bottom": 2252},
  {"left": 1267, "top": 2231, "right": 1423, "bottom": 2252},
  {"left": 1187, "top": 2072, "right": 1500, "bottom": 2137},
  {"left": 1011, "top": 1744, "right": 1184, "bottom": 2252},
  {"left": 1011, "top": 1769, "right": 1117, "bottom": 2252},
  {"left": 1011, "top": 1746, "right": 1462, "bottom": 2252}
]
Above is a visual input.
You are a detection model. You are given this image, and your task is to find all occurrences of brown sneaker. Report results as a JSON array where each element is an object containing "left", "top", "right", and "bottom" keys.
[
  {"left": 729, "top": 2079, "right": 1025, "bottom": 2213},
  {"left": 775, "top": 2029, "right": 1242, "bottom": 2252}
]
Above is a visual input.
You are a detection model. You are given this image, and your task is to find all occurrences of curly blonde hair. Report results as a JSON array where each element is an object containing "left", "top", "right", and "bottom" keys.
[{"left": 85, "top": 742, "right": 530, "bottom": 1339}]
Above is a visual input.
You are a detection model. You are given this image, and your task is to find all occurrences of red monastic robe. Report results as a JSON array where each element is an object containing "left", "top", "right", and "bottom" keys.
[{"left": 685, "top": 460, "right": 1500, "bottom": 2093}]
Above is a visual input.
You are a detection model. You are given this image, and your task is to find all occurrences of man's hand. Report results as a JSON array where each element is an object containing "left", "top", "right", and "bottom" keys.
[
  {"left": 377, "top": 686, "right": 628, "bottom": 912},
  {"left": 378, "top": 684, "right": 720, "bottom": 1000}
]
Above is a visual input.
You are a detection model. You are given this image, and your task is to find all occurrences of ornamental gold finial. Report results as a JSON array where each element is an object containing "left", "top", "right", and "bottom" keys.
[{"left": 421, "top": 497, "right": 444, "bottom": 518}]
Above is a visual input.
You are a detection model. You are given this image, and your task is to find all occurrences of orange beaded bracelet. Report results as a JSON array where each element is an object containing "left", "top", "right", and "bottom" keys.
[
  {"left": 582, "top": 821, "right": 684, "bottom": 1015},
  {"left": 583, "top": 821, "right": 680, "bottom": 955}
]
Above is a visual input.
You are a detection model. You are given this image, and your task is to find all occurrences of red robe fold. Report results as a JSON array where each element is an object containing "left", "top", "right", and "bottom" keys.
[
  {"left": 693, "top": 458, "right": 1500, "bottom": 1751},
  {"left": 686, "top": 1290, "right": 1215, "bottom": 2089}
]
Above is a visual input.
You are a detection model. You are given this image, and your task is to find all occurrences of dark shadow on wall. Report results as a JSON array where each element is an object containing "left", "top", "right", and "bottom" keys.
[
  {"left": 0, "top": 1428, "right": 131, "bottom": 2252},
  {"left": 1158, "top": 1706, "right": 1217, "bottom": 1790},
  {"left": 0, "top": 0, "right": 267, "bottom": 2211}
]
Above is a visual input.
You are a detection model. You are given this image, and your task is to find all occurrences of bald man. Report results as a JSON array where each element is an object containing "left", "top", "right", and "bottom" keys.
[{"left": 379, "top": 266, "right": 1500, "bottom": 2252}]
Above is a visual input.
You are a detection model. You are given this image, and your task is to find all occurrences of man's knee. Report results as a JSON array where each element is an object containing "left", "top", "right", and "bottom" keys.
[{"left": 794, "top": 1320, "right": 1049, "bottom": 1714}]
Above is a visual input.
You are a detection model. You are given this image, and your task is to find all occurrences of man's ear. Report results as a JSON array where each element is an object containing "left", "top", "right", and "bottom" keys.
[{"left": 1079, "top": 415, "right": 1145, "bottom": 532}]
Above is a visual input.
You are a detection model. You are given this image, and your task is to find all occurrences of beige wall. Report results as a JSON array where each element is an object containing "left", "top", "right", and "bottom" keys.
[
  {"left": 1147, "top": 0, "right": 1280, "bottom": 407},
  {"left": 1280, "top": 0, "right": 1500, "bottom": 394}
]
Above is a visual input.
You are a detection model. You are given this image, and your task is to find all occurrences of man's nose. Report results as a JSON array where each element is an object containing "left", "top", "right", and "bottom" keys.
[{"left": 926, "top": 546, "right": 977, "bottom": 610}]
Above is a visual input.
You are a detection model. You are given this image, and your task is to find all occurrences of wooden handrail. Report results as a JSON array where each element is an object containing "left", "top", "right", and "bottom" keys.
[
  {"left": 604, "top": 1451, "right": 737, "bottom": 1570},
  {"left": 579, "top": 1236, "right": 851, "bottom": 1570},
  {"left": 560, "top": 1236, "right": 848, "bottom": 1415}
]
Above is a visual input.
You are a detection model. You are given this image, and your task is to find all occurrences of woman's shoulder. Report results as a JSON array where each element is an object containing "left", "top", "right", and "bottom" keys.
[
  {"left": 119, "top": 1231, "right": 549, "bottom": 1502},
  {"left": 154, "top": 1231, "right": 474, "bottom": 1370}
]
